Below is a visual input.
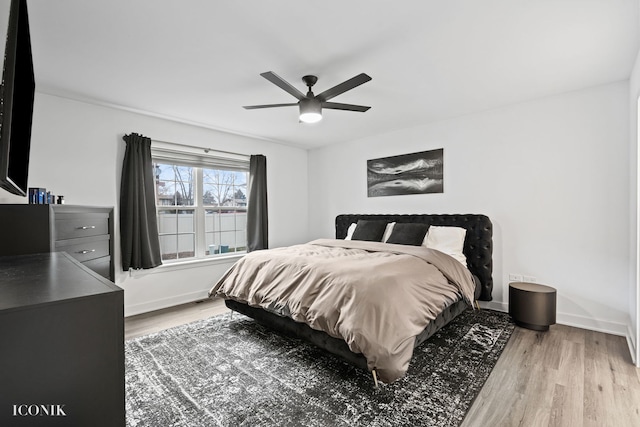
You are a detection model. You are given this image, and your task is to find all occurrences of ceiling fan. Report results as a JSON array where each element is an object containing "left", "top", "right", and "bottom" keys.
[{"left": 243, "top": 71, "right": 372, "bottom": 123}]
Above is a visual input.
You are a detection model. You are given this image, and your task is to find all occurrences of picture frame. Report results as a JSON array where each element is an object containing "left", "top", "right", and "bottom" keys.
[{"left": 367, "top": 148, "right": 443, "bottom": 197}]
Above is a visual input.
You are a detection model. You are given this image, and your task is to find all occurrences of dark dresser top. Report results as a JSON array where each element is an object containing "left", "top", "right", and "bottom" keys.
[{"left": 0, "top": 252, "right": 121, "bottom": 312}]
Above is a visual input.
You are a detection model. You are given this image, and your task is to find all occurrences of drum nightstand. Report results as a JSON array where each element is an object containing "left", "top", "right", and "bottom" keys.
[{"left": 508, "top": 282, "right": 556, "bottom": 331}]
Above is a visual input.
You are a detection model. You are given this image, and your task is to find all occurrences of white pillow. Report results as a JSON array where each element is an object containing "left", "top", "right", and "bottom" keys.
[
  {"left": 345, "top": 223, "right": 357, "bottom": 240},
  {"left": 424, "top": 226, "right": 467, "bottom": 267},
  {"left": 382, "top": 222, "right": 396, "bottom": 242},
  {"left": 346, "top": 221, "right": 396, "bottom": 242}
]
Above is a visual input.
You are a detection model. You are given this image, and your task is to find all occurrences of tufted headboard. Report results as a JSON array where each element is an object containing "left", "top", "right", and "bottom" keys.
[{"left": 335, "top": 214, "right": 493, "bottom": 301}]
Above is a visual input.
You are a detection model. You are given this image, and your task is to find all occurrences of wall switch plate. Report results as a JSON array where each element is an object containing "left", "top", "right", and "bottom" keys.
[
  {"left": 509, "top": 273, "right": 523, "bottom": 282},
  {"left": 523, "top": 276, "right": 537, "bottom": 283}
]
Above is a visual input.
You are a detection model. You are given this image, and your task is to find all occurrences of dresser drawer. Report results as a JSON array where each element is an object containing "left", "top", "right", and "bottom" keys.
[
  {"left": 55, "top": 236, "right": 110, "bottom": 263},
  {"left": 82, "top": 256, "right": 111, "bottom": 280},
  {"left": 0, "top": 205, "right": 115, "bottom": 282},
  {"left": 55, "top": 213, "right": 109, "bottom": 241}
]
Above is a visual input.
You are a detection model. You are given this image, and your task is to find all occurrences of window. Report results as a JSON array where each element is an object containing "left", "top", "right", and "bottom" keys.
[{"left": 152, "top": 149, "right": 249, "bottom": 262}]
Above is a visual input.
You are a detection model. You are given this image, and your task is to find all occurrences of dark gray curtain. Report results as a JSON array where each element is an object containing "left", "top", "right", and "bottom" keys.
[
  {"left": 247, "top": 154, "right": 268, "bottom": 252},
  {"left": 120, "top": 133, "right": 162, "bottom": 270}
]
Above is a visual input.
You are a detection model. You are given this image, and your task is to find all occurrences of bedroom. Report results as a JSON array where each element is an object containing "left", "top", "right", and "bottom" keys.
[{"left": 0, "top": 0, "right": 639, "bottom": 425}]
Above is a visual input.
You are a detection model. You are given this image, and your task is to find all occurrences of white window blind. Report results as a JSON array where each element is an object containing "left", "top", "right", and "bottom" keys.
[{"left": 151, "top": 147, "right": 249, "bottom": 171}]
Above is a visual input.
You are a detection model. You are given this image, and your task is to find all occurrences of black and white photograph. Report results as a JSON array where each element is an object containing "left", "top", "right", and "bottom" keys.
[{"left": 367, "top": 148, "right": 444, "bottom": 197}]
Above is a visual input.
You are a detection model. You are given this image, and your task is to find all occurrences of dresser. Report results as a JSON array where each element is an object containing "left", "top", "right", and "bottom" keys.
[
  {"left": 0, "top": 252, "right": 124, "bottom": 426},
  {"left": 0, "top": 204, "right": 114, "bottom": 281}
]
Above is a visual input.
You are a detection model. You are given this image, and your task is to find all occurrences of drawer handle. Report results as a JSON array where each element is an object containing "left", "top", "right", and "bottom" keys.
[
  {"left": 78, "top": 249, "right": 96, "bottom": 254},
  {"left": 78, "top": 226, "right": 96, "bottom": 230}
]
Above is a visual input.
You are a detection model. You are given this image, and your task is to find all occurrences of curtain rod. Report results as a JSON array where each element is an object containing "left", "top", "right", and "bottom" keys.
[{"left": 151, "top": 138, "right": 251, "bottom": 159}]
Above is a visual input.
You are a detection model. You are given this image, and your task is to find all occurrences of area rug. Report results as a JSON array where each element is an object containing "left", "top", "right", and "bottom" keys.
[{"left": 125, "top": 309, "right": 514, "bottom": 427}]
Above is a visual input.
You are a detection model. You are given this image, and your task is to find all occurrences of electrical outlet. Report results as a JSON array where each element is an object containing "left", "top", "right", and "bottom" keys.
[
  {"left": 508, "top": 274, "right": 523, "bottom": 282},
  {"left": 523, "top": 276, "right": 536, "bottom": 283}
]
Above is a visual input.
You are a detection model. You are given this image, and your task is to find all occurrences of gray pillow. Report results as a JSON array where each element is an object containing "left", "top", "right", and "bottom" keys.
[
  {"left": 386, "top": 223, "right": 429, "bottom": 246},
  {"left": 351, "top": 220, "right": 387, "bottom": 242}
]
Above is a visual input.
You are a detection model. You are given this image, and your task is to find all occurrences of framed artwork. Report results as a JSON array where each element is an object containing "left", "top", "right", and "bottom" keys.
[{"left": 367, "top": 148, "right": 443, "bottom": 197}]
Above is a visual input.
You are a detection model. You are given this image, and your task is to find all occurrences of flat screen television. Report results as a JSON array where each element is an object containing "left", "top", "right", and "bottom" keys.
[{"left": 0, "top": 0, "right": 35, "bottom": 196}]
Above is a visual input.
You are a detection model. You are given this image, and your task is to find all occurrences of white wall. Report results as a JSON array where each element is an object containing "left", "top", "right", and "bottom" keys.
[
  {"left": 630, "top": 46, "right": 640, "bottom": 364},
  {"left": 308, "top": 81, "right": 630, "bottom": 335},
  {"left": 0, "top": 92, "right": 309, "bottom": 316}
]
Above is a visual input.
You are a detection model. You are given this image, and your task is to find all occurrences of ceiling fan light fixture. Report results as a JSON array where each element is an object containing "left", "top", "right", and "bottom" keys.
[{"left": 299, "top": 98, "right": 322, "bottom": 123}]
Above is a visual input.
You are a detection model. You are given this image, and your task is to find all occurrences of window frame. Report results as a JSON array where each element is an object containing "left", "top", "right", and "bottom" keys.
[{"left": 152, "top": 147, "right": 249, "bottom": 264}]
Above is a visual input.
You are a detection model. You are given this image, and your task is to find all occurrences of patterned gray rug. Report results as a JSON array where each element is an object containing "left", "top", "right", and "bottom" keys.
[{"left": 125, "top": 309, "right": 514, "bottom": 427}]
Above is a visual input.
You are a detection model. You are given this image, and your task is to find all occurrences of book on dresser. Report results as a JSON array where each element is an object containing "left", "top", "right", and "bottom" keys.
[{"left": 0, "top": 204, "right": 114, "bottom": 281}]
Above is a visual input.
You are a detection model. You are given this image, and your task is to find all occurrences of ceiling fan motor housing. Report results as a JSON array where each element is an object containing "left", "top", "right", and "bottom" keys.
[{"left": 302, "top": 75, "right": 318, "bottom": 89}]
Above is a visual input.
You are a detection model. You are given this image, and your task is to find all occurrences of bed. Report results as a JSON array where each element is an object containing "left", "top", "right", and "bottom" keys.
[{"left": 209, "top": 214, "right": 493, "bottom": 384}]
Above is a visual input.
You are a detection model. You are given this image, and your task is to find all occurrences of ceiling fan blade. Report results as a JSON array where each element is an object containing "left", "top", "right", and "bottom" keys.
[
  {"left": 321, "top": 102, "right": 370, "bottom": 112},
  {"left": 260, "top": 71, "right": 305, "bottom": 100},
  {"left": 316, "top": 73, "right": 372, "bottom": 102},
  {"left": 243, "top": 103, "right": 299, "bottom": 110}
]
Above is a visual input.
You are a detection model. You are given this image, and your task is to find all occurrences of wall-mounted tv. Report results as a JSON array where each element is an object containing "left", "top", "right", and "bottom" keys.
[{"left": 0, "top": 0, "right": 35, "bottom": 196}]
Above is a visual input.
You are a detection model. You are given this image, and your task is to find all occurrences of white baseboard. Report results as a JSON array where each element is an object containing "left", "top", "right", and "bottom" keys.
[
  {"left": 125, "top": 289, "right": 211, "bottom": 317},
  {"left": 478, "top": 300, "right": 508, "bottom": 312},
  {"left": 627, "top": 323, "right": 638, "bottom": 366},
  {"left": 556, "top": 312, "right": 627, "bottom": 337},
  {"left": 477, "top": 300, "right": 628, "bottom": 337}
]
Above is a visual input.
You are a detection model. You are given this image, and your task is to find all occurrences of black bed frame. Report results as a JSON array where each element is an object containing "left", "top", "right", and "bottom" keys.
[{"left": 225, "top": 213, "right": 493, "bottom": 373}]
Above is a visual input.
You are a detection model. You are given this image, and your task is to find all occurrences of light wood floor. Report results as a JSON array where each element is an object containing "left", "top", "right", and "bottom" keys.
[
  {"left": 125, "top": 299, "right": 640, "bottom": 426},
  {"left": 124, "top": 297, "right": 230, "bottom": 340}
]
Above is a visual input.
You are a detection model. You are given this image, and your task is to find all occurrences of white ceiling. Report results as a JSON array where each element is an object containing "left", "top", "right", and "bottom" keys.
[{"left": 25, "top": 0, "right": 640, "bottom": 148}]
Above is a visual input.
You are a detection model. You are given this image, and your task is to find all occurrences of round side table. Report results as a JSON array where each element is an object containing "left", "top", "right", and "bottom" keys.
[{"left": 508, "top": 282, "right": 556, "bottom": 331}]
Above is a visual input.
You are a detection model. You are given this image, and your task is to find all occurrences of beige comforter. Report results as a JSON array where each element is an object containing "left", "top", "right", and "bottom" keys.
[{"left": 209, "top": 238, "right": 476, "bottom": 383}]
